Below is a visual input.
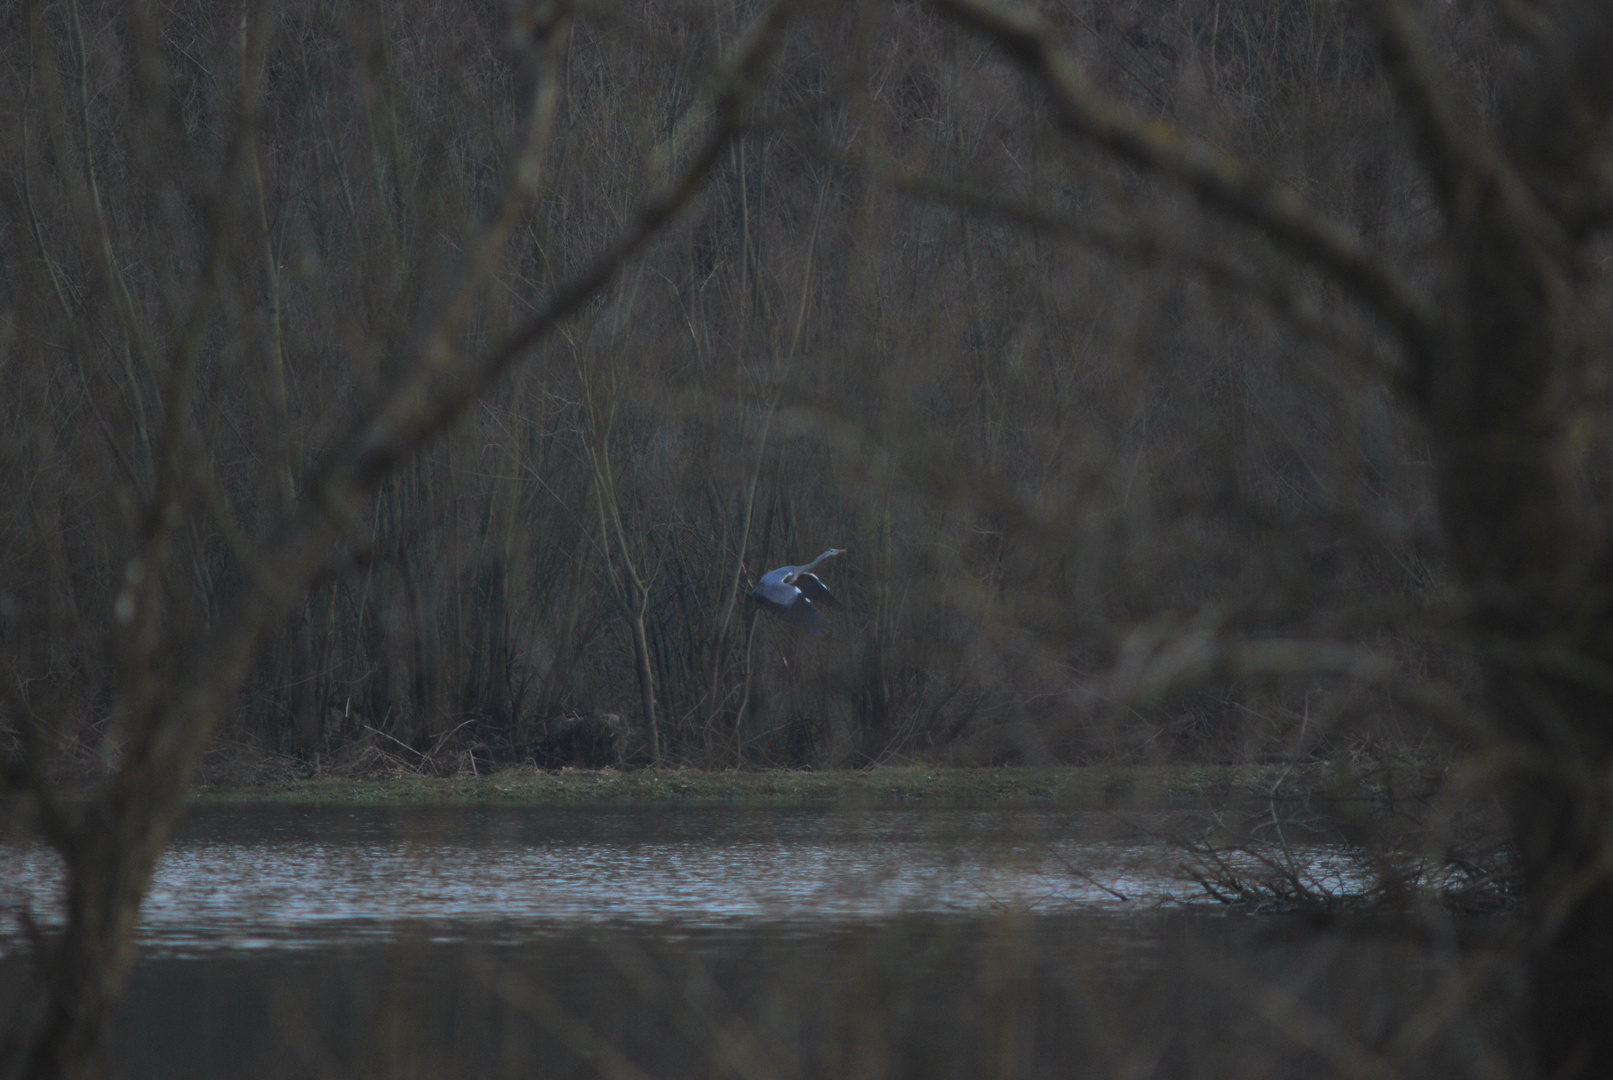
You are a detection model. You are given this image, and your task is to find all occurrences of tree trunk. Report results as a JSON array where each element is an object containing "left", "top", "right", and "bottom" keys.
[
  {"left": 1431, "top": 186, "right": 1613, "bottom": 1080},
  {"left": 1343, "top": 2, "right": 1613, "bottom": 1071},
  {"left": 1430, "top": 170, "right": 1613, "bottom": 1080},
  {"left": 11, "top": 695, "right": 224, "bottom": 1080},
  {"left": 631, "top": 604, "right": 661, "bottom": 766}
]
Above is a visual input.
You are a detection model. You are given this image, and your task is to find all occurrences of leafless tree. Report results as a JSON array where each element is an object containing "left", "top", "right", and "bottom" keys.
[
  {"left": 916, "top": 0, "right": 1613, "bottom": 1073},
  {"left": 0, "top": 2, "right": 790, "bottom": 1074}
]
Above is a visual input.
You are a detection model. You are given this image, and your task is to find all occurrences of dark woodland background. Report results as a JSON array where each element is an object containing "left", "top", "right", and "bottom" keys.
[{"left": 2, "top": 0, "right": 1497, "bottom": 775}]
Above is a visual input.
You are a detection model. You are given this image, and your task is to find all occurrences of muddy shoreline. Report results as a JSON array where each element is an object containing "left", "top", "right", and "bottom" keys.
[{"left": 189, "top": 762, "right": 1458, "bottom": 810}]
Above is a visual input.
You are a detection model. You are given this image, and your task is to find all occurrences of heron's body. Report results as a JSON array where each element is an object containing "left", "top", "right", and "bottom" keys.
[{"left": 753, "top": 549, "right": 844, "bottom": 634}]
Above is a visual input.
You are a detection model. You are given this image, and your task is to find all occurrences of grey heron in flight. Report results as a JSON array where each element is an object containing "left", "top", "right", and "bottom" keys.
[{"left": 753, "top": 549, "right": 844, "bottom": 634}]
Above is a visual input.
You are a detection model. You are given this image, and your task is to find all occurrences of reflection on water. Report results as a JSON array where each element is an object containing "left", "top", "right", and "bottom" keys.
[{"left": 0, "top": 806, "right": 1523, "bottom": 1079}]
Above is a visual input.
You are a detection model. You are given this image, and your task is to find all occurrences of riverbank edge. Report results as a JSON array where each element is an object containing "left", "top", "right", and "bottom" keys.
[{"left": 189, "top": 761, "right": 1451, "bottom": 809}]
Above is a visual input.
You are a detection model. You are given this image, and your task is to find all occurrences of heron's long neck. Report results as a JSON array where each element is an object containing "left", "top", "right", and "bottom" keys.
[{"left": 793, "top": 549, "right": 837, "bottom": 578}]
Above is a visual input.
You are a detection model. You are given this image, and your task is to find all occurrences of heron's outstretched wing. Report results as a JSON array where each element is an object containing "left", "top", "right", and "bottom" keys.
[
  {"left": 752, "top": 582, "right": 832, "bottom": 634},
  {"left": 754, "top": 580, "right": 800, "bottom": 609},
  {"left": 793, "top": 573, "right": 840, "bottom": 608},
  {"left": 779, "top": 597, "right": 832, "bottom": 634}
]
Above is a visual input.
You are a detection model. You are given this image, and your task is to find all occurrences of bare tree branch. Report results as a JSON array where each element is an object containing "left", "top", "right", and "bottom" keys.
[
  {"left": 1500, "top": 0, "right": 1613, "bottom": 236},
  {"left": 9, "top": 5, "right": 793, "bottom": 1075},
  {"left": 1354, "top": 0, "right": 1564, "bottom": 251},
  {"left": 319, "top": 1, "right": 791, "bottom": 507},
  {"left": 866, "top": 156, "right": 1400, "bottom": 387},
  {"left": 926, "top": 0, "right": 1441, "bottom": 359},
  {"left": 1353, "top": 0, "right": 1499, "bottom": 215}
]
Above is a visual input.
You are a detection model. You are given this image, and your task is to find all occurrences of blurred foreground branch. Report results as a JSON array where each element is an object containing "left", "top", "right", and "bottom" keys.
[
  {"left": 926, "top": 0, "right": 1442, "bottom": 358},
  {"left": 0, "top": 3, "right": 790, "bottom": 1076},
  {"left": 924, "top": 0, "right": 1613, "bottom": 1073}
]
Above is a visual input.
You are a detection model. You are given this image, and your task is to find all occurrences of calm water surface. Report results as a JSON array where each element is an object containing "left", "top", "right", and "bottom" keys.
[
  {"left": 2, "top": 805, "right": 1245, "bottom": 953},
  {"left": 0, "top": 805, "right": 1520, "bottom": 1079}
]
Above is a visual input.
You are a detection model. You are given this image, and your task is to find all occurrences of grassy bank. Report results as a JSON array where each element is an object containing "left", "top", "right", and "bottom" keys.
[{"left": 190, "top": 762, "right": 1449, "bottom": 809}]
